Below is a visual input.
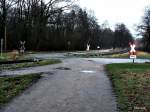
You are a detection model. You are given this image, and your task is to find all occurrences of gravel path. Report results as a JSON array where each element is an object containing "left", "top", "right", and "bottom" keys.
[{"left": 0, "top": 58, "right": 118, "bottom": 112}]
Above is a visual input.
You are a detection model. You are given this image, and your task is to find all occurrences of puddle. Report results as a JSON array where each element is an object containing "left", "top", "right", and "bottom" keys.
[
  {"left": 55, "top": 67, "right": 71, "bottom": 70},
  {"left": 88, "top": 60, "right": 94, "bottom": 62},
  {"left": 81, "top": 70, "right": 96, "bottom": 73}
]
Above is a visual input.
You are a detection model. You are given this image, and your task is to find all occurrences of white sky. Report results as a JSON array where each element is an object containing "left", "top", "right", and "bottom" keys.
[{"left": 77, "top": 0, "right": 150, "bottom": 37}]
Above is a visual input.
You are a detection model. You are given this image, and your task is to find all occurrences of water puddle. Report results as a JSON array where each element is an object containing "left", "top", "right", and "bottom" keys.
[
  {"left": 81, "top": 70, "right": 96, "bottom": 73},
  {"left": 55, "top": 67, "right": 71, "bottom": 70}
]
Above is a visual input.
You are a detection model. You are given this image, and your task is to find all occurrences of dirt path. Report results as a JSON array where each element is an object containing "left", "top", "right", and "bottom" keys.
[{"left": 0, "top": 58, "right": 117, "bottom": 112}]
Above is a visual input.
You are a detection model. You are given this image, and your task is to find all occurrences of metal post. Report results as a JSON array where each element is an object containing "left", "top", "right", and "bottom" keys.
[{"left": 133, "top": 59, "right": 134, "bottom": 63}]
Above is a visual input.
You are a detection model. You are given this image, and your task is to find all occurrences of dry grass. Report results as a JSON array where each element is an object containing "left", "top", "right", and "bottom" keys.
[{"left": 106, "top": 63, "right": 150, "bottom": 112}]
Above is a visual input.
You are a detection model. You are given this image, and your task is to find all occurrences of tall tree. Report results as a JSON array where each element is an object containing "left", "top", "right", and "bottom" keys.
[
  {"left": 138, "top": 6, "right": 150, "bottom": 51},
  {"left": 113, "top": 23, "right": 133, "bottom": 48},
  {"left": 0, "top": 0, "right": 17, "bottom": 50}
]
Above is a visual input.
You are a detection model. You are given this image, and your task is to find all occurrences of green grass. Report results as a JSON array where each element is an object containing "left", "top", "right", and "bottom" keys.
[
  {"left": 0, "top": 74, "right": 41, "bottom": 107},
  {"left": 0, "top": 59, "right": 61, "bottom": 71},
  {"left": 105, "top": 51, "right": 150, "bottom": 59},
  {"left": 106, "top": 63, "right": 150, "bottom": 112},
  {"left": 0, "top": 53, "right": 8, "bottom": 61},
  {"left": 68, "top": 52, "right": 103, "bottom": 58},
  {"left": 0, "top": 52, "right": 29, "bottom": 61},
  {"left": 70, "top": 51, "right": 150, "bottom": 59}
]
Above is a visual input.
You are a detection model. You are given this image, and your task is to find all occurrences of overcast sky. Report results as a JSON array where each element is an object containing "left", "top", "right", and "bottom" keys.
[{"left": 77, "top": 0, "right": 150, "bottom": 37}]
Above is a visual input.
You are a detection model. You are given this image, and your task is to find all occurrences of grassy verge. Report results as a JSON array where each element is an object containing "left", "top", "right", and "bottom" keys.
[
  {"left": 0, "top": 74, "right": 41, "bottom": 107},
  {"left": 106, "top": 63, "right": 150, "bottom": 112},
  {"left": 0, "top": 53, "right": 8, "bottom": 61},
  {"left": 108, "top": 51, "right": 150, "bottom": 59},
  {"left": 69, "top": 51, "right": 150, "bottom": 59},
  {"left": 67, "top": 52, "right": 106, "bottom": 58},
  {"left": 0, "top": 59, "right": 61, "bottom": 71},
  {"left": 0, "top": 52, "right": 30, "bottom": 61}
]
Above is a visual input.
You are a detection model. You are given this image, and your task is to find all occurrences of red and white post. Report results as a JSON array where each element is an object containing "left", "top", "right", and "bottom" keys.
[{"left": 129, "top": 42, "right": 136, "bottom": 63}]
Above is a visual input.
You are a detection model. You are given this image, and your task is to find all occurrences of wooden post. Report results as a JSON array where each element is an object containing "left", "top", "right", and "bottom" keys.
[
  {"left": 3, "top": 0, "right": 7, "bottom": 52},
  {"left": 1, "top": 39, "right": 3, "bottom": 57},
  {"left": 4, "top": 26, "right": 7, "bottom": 51}
]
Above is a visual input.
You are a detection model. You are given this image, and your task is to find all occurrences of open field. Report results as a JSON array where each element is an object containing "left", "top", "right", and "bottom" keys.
[
  {"left": 106, "top": 63, "right": 150, "bottom": 112},
  {"left": 0, "top": 74, "right": 41, "bottom": 107}
]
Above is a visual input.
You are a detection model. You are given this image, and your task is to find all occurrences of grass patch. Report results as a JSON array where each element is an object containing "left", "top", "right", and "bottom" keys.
[
  {"left": 108, "top": 51, "right": 150, "bottom": 59},
  {"left": 0, "top": 53, "right": 8, "bottom": 61},
  {"left": 106, "top": 63, "right": 150, "bottom": 112},
  {"left": 0, "top": 52, "right": 30, "bottom": 61},
  {"left": 70, "top": 51, "right": 150, "bottom": 59},
  {"left": 67, "top": 52, "right": 104, "bottom": 58},
  {"left": 0, "top": 59, "right": 61, "bottom": 71},
  {"left": 0, "top": 74, "right": 41, "bottom": 107}
]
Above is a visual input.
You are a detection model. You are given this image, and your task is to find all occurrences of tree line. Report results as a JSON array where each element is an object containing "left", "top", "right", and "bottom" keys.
[
  {"left": 138, "top": 6, "right": 150, "bottom": 52},
  {"left": 0, "top": 0, "right": 133, "bottom": 51}
]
